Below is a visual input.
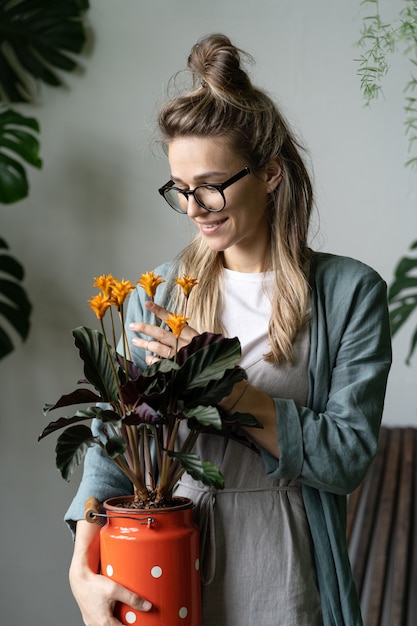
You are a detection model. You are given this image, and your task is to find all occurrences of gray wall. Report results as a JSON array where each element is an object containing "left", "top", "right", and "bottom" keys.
[{"left": 2, "top": 1, "right": 416, "bottom": 624}]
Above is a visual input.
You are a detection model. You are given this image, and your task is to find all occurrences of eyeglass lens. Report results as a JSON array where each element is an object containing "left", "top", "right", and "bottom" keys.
[{"left": 164, "top": 185, "right": 225, "bottom": 213}]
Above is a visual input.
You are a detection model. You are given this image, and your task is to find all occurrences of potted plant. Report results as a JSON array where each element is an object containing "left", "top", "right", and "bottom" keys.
[{"left": 39, "top": 271, "right": 259, "bottom": 625}]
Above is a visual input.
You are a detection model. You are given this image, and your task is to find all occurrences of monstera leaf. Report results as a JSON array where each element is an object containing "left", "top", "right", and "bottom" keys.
[
  {"left": 0, "top": 108, "right": 42, "bottom": 203},
  {"left": 0, "top": 237, "right": 32, "bottom": 359},
  {"left": 0, "top": 0, "right": 90, "bottom": 103},
  {"left": 388, "top": 240, "right": 417, "bottom": 365}
]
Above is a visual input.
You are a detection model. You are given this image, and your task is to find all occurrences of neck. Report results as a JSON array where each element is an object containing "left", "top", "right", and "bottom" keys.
[{"left": 223, "top": 249, "right": 269, "bottom": 273}]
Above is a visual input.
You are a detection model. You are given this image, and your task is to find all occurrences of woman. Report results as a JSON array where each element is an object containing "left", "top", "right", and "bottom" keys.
[{"left": 66, "top": 34, "right": 392, "bottom": 626}]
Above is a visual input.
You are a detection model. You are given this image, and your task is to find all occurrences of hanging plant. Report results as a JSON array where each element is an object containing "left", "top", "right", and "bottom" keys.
[{"left": 355, "top": 0, "right": 417, "bottom": 367}]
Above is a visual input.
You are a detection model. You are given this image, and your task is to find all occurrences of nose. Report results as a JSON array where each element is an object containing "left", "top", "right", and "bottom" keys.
[{"left": 185, "top": 194, "right": 205, "bottom": 218}]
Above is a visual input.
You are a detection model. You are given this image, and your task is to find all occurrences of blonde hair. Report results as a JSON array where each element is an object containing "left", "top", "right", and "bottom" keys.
[{"left": 159, "top": 34, "right": 313, "bottom": 363}]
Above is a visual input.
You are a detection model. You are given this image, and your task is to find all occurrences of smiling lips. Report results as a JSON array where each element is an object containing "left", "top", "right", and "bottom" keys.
[{"left": 197, "top": 217, "right": 228, "bottom": 234}]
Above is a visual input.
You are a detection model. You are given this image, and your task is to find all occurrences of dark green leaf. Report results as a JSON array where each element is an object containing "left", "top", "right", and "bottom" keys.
[
  {"left": 72, "top": 326, "right": 119, "bottom": 401},
  {"left": 0, "top": 0, "right": 90, "bottom": 103},
  {"left": 55, "top": 424, "right": 96, "bottom": 481},
  {"left": 388, "top": 240, "right": 417, "bottom": 363},
  {"left": 0, "top": 108, "right": 42, "bottom": 203},
  {"left": 183, "top": 405, "right": 222, "bottom": 429},
  {"left": 43, "top": 388, "right": 102, "bottom": 414},
  {"left": 0, "top": 239, "right": 31, "bottom": 358},
  {"left": 0, "top": 152, "right": 28, "bottom": 202},
  {"left": 180, "top": 366, "right": 246, "bottom": 407},
  {"left": 405, "top": 326, "right": 417, "bottom": 364},
  {"left": 38, "top": 409, "right": 97, "bottom": 440},
  {"left": 0, "top": 251, "right": 24, "bottom": 280},
  {"left": 388, "top": 276, "right": 417, "bottom": 299},
  {"left": 221, "top": 410, "right": 262, "bottom": 428},
  {"left": 105, "top": 435, "right": 127, "bottom": 458},
  {"left": 0, "top": 278, "right": 31, "bottom": 312},
  {"left": 169, "top": 451, "right": 224, "bottom": 489},
  {"left": 175, "top": 336, "right": 242, "bottom": 391}
]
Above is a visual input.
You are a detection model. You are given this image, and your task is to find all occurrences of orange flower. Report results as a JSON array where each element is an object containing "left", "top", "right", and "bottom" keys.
[
  {"left": 111, "top": 279, "right": 135, "bottom": 309},
  {"left": 93, "top": 274, "right": 115, "bottom": 297},
  {"left": 175, "top": 274, "right": 198, "bottom": 297},
  {"left": 88, "top": 293, "right": 112, "bottom": 320},
  {"left": 138, "top": 271, "right": 165, "bottom": 298},
  {"left": 165, "top": 313, "right": 189, "bottom": 338}
]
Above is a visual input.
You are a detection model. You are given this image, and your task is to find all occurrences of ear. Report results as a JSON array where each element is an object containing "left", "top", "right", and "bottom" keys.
[{"left": 263, "top": 160, "right": 283, "bottom": 193}]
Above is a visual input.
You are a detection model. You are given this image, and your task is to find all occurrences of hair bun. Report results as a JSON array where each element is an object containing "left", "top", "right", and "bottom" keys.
[{"left": 187, "top": 33, "right": 252, "bottom": 97}]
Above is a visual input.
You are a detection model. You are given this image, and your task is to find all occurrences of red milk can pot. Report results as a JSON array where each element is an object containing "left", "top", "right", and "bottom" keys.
[{"left": 99, "top": 496, "right": 201, "bottom": 626}]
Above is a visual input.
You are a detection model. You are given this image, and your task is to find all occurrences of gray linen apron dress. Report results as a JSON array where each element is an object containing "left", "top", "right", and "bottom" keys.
[{"left": 174, "top": 271, "right": 323, "bottom": 626}]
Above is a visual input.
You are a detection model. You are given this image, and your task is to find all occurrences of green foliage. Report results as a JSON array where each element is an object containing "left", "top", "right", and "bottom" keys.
[
  {"left": 40, "top": 330, "right": 259, "bottom": 504},
  {"left": 0, "top": 0, "right": 90, "bottom": 360},
  {"left": 356, "top": 1, "right": 417, "bottom": 367},
  {"left": 0, "top": 0, "right": 90, "bottom": 103},
  {"left": 388, "top": 240, "right": 417, "bottom": 364},
  {"left": 0, "top": 237, "right": 32, "bottom": 359},
  {"left": 0, "top": 108, "right": 42, "bottom": 203},
  {"left": 356, "top": 0, "right": 417, "bottom": 168}
]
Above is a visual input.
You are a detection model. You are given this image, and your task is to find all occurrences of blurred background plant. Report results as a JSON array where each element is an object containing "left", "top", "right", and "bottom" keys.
[
  {"left": 0, "top": 0, "right": 90, "bottom": 359},
  {"left": 356, "top": 0, "right": 417, "bottom": 365}
]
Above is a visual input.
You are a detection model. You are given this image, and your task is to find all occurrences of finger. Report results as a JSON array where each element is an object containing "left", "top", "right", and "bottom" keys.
[
  {"left": 117, "top": 587, "right": 152, "bottom": 613},
  {"left": 130, "top": 321, "right": 172, "bottom": 343},
  {"left": 144, "top": 300, "right": 170, "bottom": 322},
  {"left": 146, "top": 353, "right": 161, "bottom": 365}
]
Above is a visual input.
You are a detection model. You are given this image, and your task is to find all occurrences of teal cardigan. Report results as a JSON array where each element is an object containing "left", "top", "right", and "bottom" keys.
[{"left": 65, "top": 251, "right": 392, "bottom": 626}]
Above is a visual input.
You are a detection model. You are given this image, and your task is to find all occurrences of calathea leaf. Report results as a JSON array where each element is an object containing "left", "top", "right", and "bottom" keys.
[
  {"left": 105, "top": 435, "right": 127, "bottom": 458},
  {"left": 169, "top": 451, "right": 224, "bottom": 490},
  {"left": 38, "top": 408, "right": 100, "bottom": 440},
  {"left": 175, "top": 332, "right": 225, "bottom": 365},
  {"left": 72, "top": 326, "right": 119, "bottom": 401},
  {"left": 180, "top": 365, "right": 246, "bottom": 407},
  {"left": 43, "top": 388, "right": 102, "bottom": 414},
  {"left": 174, "top": 336, "right": 242, "bottom": 392},
  {"left": 55, "top": 424, "right": 96, "bottom": 481},
  {"left": 183, "top": 405, "right": 222, "bottom": 429}
]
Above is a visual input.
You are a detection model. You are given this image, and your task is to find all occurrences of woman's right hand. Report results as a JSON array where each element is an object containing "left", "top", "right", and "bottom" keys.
[{"left": 69, "top": 520, "right": 152, "bottom": 626}]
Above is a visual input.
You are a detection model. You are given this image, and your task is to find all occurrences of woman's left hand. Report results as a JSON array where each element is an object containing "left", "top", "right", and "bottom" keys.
[{"left": 129, "top": 301, "right": 199, "bottom": 365}]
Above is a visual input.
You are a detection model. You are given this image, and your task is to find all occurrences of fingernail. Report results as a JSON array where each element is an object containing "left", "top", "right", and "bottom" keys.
[{"left": 142, "top": 600, "right": 152, "bottom": 611}]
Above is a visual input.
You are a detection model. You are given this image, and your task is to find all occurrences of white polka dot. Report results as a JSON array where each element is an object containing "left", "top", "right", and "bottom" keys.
[
  {"left": 179, "top": 607, "right": 188, "bottom": 618},
  {"left": 151, "top": 565, "right": 162, "bottom": 578},
  {"left": 195, "top": 558, "right": 200, "bottom": 571},
  {"left": 106, "top": 564, "right": 114, "bottom": 577},
  {"left": 125, "top": 611, "right": 137, "bottom": 624}
]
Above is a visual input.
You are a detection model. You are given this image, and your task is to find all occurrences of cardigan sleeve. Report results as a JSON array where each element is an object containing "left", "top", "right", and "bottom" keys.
[{"left": 262, "top": 258, "right": 392, "bottom": 495}]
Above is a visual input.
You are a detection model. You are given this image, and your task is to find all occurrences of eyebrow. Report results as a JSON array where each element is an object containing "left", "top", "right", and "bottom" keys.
[{"left": 170, "top": 171, "right": 228, "bottom": 185}]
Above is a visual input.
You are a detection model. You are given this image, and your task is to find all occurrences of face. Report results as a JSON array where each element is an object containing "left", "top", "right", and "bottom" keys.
[{"left": 166, "top": 136, "right": 278, "bottom": 272}]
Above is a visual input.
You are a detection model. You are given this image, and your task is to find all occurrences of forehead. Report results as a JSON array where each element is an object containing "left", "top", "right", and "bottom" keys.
[{"left": 167, "top": 136, "right": 241, "bottom": 175}]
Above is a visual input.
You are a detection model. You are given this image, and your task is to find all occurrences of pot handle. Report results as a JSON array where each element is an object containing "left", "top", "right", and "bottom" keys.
[
  {"left": 84, "top": 497, "right": 101, "bottom": 524},
  {"left": 83, "top": 497, "right": 155, "bottom": 526}
]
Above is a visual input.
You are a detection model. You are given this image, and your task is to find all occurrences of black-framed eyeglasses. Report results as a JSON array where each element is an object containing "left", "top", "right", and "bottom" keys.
[{"left": 158, "top": 166, "right": 251, "bottom": 214}]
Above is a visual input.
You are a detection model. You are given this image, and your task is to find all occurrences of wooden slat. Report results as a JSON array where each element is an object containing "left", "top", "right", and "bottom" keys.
[
  {"left": 347, "top": 427, "right": 417, "bottom": 626},
  {"left": 365, "top": 428, "right": 401, "bottom": 626},
  {"left": 406, "top": 429, "right": 417, "bottom": 626},
  {"left": 389, "top": 428, "right": 414, "bottom": 625},
  {"left": 348, "top": 427, "right": 389, "bottom": 597}
]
